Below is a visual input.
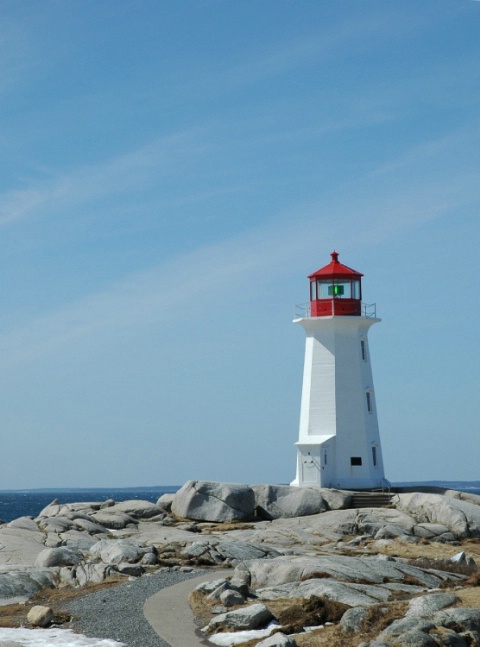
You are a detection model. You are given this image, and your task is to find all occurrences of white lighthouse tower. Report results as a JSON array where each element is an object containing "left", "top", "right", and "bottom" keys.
[{"left": 291, "top": 251, "right": 386, "bottom": 490}]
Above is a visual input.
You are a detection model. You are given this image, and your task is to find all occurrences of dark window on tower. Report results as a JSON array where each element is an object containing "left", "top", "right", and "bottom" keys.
[
  {"left": 361, "top": 340, "right": 367, "bottom": 361},
  {"left": 350, "top": 457, "right": 362, "bottom": 466},
  {"left": 366, "top": 391, "right": 372, "bottom": 412},
  {"left": 372, "top": 446, "right": 377, "bottom": 467}
]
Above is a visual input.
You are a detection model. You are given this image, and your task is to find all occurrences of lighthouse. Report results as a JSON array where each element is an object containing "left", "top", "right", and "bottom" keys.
[{"left": 291, "top": 251, "right": 386, "bottom": 490}]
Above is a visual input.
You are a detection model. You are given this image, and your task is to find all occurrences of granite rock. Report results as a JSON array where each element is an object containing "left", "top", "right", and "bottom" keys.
[
  {"left": 203, "top": 603, "right": 274, "bottom": 634},
  {"left": 172, "top": 480, "right": 255, "bottom": 522},
  {"left": 252, "top": 484, "right": 328, "bottom": 520},
  {"left": 35, "top": 547, "right": 83, "bottom": 568},
  {"left": 256, "top": 633, "right": 297, "bottom": 647},
  {"left": 397, "top": 493, "right": 480, "bottom": 538},
  {"left": 27, "top": 605, "right": 53, "bottom": 627}
]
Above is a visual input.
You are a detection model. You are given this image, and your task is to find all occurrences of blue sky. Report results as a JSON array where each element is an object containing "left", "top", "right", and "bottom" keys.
[{"left": 0, "top": 0, "right": 479, "bottom": 489}]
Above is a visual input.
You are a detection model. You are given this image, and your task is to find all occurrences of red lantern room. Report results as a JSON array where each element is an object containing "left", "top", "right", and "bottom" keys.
[{"left": 308, "top": 251, "right": 363, "bottom": 317}]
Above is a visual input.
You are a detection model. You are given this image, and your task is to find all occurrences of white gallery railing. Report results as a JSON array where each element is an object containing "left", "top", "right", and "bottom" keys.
[{"left": 293, "top": 302, "right": 377, "bottom": 319}]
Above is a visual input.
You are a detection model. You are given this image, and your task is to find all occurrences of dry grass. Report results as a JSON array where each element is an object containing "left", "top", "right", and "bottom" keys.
[
  {"left": 373, "top": 538, "right": 480, "bottom": 562},
  {"left": 234, "top": 601, "right": 409, "bottom": 647},
  {"left": 188, "top": 589, "right": 220, "bottom": 627},
  {"left": 0, "top": 602, "right": 33, "bottom": 628},
  {"left": 455, "top": 586, "right": 480, "bottom": 607},
  {"left": 408, "top": 556, "right": 477, "bottom": 577},
  {"left": 202, "top": 522, "right": 255, "bottom": 533},
  {"left": 465, "top": 571, "right": 480, "bottom": 586},
  {"left": 293, "top": 601, "right": 408, "bottom": 647},
  {"left": 272, "top": 596, "right": 349, "bottom": 633},
  {"left": 0, "top": 574, "right": 126, "bottom": 629}
]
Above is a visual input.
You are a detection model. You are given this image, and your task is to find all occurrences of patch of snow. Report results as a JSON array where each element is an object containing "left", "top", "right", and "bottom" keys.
[
  {"left": 0, "top": 627, "right": 125, "bottom": 646},
  {"left": 206, "top": 621, "right": 280, "bottom": 646}
]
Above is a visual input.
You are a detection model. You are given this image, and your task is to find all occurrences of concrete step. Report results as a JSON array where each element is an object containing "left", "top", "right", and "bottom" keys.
[{"left": 350, "top": 492, "right": 393, "bottom": 509}]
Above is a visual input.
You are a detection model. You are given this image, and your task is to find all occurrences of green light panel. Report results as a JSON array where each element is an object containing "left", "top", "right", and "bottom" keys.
[{"left": 328, "top": 285, "right": 344, "bottom": 296}]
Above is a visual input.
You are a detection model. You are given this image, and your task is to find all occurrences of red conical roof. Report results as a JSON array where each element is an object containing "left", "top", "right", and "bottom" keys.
[{"left": 308, "top": 251, "right": 363, "bottom": 280}]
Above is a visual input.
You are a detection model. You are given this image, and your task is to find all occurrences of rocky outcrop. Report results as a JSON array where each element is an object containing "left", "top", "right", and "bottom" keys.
[
  {"left": 252, "top": 484, "right": 329, "bottom": 520},
  {"left": 396, "top": 492, "right": 480, "bottom": 538},
  {"left": 0, "top": 569, "right": 58, "bottom": 599},
  {"left": 405, "top": 592, "right": 460, "bottom": 617},
  {"left": 228, "top": 554, "right": 466, "bottom": 614},
  {"left": 366, "top": 608, "right": 480, "bottom": 647},
  {"left": 171, "top": 480, "right": 255, "bottom": 522},
  {"left": 88, "top": 538, "right": 153, "bottom": 565},
  {"left": 35, "top": 547, "right": 83, "bottom": 568},
  {"left": 196, "top": 552, "right": 475, "bottom": 645},
  {"left": 203, "top": 603, "right": 274, "bottom": 634},
  {"left": 157, "top": 493, "right": 175, "bottom": 512},
  {"left": 1, "top": 482, "right": 479, "bottom": 627},
  {"left": 181, "top": 537, "right": 282, "bottom": 565},
  {"left": 196, "top": 550, "right": 475, "bottom": 645}
]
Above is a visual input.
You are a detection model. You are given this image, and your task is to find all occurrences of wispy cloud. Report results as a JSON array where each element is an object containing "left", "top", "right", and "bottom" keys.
[
  {"left": 0, "top": 10, "right": 39, "bottom": 97},
  {"left": 0, "top": 157, "right": 471, "bottom": 371},
  {"left": 0, "top": 129, "right": 209, "bottom": 227}
]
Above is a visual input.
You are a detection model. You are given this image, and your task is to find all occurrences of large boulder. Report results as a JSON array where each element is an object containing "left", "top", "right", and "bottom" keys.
[
  {"left": 318, "top": 488, "right": 352, "bottom": 510},
  {"left": 35, "top": 547, "right": 83, "bottom": 568},
  {"left": 258, "top": 576, "right": 392, "bottom": 607},
  {"left": 203, "top": 603, "right": 274, "bottom": 634},
  {"left": 60, "top": 562, "right": 117, "bottom": 587},
  {"left": 171, "top": 481, "right": 255, "bottom": 522},
  {"left": 36, "top": 500, "right": 103, "bottom": 518},
  {"left": 37, "top": 517, "right": 72, "bottom": 533},
  {"left": 341, "top": 607, "right": 368, "bottom": 633},
  {"left": 157, "top": 492, "right": 175, "bottom": 512},
  {"left": 252, "top": 484, "right": 328, "bottom": 520},
  {"left": 6, "top": 517, "right": 39, "bottom": 531},
  {"left": 396, "top": 493, "right": 480, "bottom": 538},
  {"left": 90, "top": 510, "right": 137, "bottom": 529},
  {"left": 103, "top": 500, "right": 165, "bottom": 520},
  {"left": 0, "top": 525, "right": 48, "bottom": 570},
  {"left": 372, "top": 608, "right": 480, "bottom": 647},
  {"left": 181, "top": 537, "right": 281, "bottom": 566},
  {"left": 234, "top": 555, "right": 450, "bottom": 590},
  {"left": 0, "top": 569, "right": 58, "bottom": 599},
  {"left": 432, "top": 608, "right": 480, "bottom": 632},
  {"left": 444, "top": 489, "right": 480, "bottom": 507},
  {"left": 406, "top": 593, "right": 459, "bottom": 617},
  {"left": 89, "top": 539, "right": 150, "bottom": 564},
  {"left": 27, "top": 605, "right": 53, "bottom": 627}
]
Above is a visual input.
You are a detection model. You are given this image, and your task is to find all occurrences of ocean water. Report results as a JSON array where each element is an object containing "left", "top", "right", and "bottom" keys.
[
  {"left": 0, "top": 486, "right": 179, "bottom": 523},
  {"left": 0, "top": 481, "right": 479, "bottom": 524},
  {"left": 392, "top": 480, "right": 480, "bottom": 495}
]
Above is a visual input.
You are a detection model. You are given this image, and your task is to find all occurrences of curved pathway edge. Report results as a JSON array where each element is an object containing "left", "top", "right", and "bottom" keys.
[{"left": 143, "top": 569, "right": 231, "bottom": 647}]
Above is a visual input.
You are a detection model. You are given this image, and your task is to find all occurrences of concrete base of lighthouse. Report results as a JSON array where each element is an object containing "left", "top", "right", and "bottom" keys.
[{"left": 291, "top": 440, "right": 386, "bottom": 489}]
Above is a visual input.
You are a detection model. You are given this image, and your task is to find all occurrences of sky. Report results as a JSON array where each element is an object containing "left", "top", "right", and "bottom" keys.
[{"left": 0, "top": 0, "right": 479, "bottom": 490}]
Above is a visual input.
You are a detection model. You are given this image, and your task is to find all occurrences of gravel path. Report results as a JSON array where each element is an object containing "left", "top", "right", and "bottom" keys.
[{"left": 63, "top": 569, "right": 203, "bottom": 647}]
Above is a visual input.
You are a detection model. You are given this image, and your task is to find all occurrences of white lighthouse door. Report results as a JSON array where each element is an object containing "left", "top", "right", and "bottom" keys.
[{"left": 300, "top": 449, "right": 321, "bottom": 486}]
